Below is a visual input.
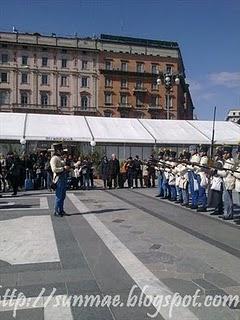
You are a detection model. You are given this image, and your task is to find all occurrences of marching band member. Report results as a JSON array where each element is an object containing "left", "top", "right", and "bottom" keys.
[
  {"left": 196, "top": 146, "right": 209, "bottom": 212},
  {"left": 162, "top": 149, "right": 171, "bottom": 199},
  {"left": 156, "top": 150, "right": 164, "bottom": 197},
  {"left": 168, "top": 151, "right": 177, "bottom": 201},
  {"left": 179, "top": 151, "right": 190, "bottom": 207},
  {"left": 188, "top": 146, "right": 201, "bottom": 209},
  {"left": 218, "top": 146, "right": 236, "bottom": 220}
]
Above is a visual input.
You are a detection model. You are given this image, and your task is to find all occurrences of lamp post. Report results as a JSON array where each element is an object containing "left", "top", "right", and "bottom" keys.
[
  {"left": 90, "top": 140, "right": 96, "bottom": 154},
  {"left": 156, "top": 72, "right": 181, "bottom": 120},
  {"left": 20, "top": 137, "right": 27, "bottom": 155}
]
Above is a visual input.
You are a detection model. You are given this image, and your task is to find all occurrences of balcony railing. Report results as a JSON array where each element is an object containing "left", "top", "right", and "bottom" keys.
[
  {"left": 117, "top": 103, "right": 132, "bottom": 109},
  {"left": 148, "top": 105, "right": 162, "bottom": 110},
  {"left": 133, "top": 87, "right": 148, "bottom": 93},
  {"left": 73, "top": 106, "right": 98, "bottom": 113},
  {"left": 12, "top": 104, "right": 58, "bottom": 112}
]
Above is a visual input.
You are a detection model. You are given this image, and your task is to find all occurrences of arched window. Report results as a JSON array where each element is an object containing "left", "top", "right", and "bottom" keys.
[
  {"left": 41, "top": 92, "right": 48, "bottom": 106},
  {"left": 81, "top": 96, "right": 88, "bottom": 110},
  {"left": 21, "top": 91, "right": 28, "bottom": 106}
]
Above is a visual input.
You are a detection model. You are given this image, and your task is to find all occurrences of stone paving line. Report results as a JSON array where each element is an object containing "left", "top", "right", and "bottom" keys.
[
  {"left": 67, "top": 192, "right": 198, "bottom": 320},
  {"left": 0, "top": 188, "right": 239, "bottom": 319},
  {"left": 68, "top": 189, "right": 240, "bottom": 319}
]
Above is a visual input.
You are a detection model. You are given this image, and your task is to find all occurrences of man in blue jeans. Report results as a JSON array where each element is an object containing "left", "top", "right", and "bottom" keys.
[{"left": 50, "top": 143, "right": 69, "bottom": 217}]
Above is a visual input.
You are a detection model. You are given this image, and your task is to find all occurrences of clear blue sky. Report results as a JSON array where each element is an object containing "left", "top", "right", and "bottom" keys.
[{"left": 0, "top": 0, "right": 239, "bottom": 120}]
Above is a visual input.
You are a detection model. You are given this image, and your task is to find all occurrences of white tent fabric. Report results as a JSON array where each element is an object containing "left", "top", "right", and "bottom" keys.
[
  {"left": 188, "top": 121, "right": 240, "bottom": 145},
  {"left": 139, "top": 119, "right": 211, "bottom": 144},
  {"left": 24, "top": 114, "right": 92, "bottom": 142},
  {"left": 1, "top": 112, "right": 240, "bottom": 145},
  {"left": 0, "top": 113, "right": 26, "bottom": 140},
  {"left": 86, "top": 116, "right": 154, "bottom": 144}
]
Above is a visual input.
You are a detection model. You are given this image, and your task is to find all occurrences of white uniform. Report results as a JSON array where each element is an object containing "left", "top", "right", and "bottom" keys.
[{"left": 218, "top": 158, "right": 236, "bottom": 190}]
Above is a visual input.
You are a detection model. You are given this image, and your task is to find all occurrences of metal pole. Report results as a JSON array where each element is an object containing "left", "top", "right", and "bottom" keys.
[{"left": 210, "top": 106, "right": 217, "bottom": 159}]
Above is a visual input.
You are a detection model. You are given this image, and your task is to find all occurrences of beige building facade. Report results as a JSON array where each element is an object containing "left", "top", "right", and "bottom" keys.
[
  {"left": 0, "top": 32, "right": 98, "bottom": 115},
  {"left": 0, "top": 31, "right": 193, "bottom": 119}
]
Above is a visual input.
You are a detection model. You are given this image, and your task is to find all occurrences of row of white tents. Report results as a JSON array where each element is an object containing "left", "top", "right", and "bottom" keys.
[{"left": 1, "top": 112, "right": 240, "bottom": 146}]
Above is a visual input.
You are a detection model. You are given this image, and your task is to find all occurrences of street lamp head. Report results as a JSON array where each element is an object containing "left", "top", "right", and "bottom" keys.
[
  {"left": 90, "top": 140, "right": 96, "bottom": 147},
  {"left": 175, "top": 77, "right": 180, "bottom": 85},
  {"left": 165, "top": 76, "right": 171, "bottom": 83},
  {"left": 20, "top": 138, "right": 26, "bottom": 145},
  {"left": 156, "top": 78, "right": 162, "bottom": 86}
]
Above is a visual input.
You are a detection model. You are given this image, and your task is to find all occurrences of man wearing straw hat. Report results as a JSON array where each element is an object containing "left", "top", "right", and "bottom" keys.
[{"left": 50, "top": 143, "right": 69, "bottom": 217}]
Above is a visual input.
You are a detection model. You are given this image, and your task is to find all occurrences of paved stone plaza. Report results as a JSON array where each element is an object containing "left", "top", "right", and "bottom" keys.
[{"left": 0, "top": 186, "right": 239, "bottom": 320}]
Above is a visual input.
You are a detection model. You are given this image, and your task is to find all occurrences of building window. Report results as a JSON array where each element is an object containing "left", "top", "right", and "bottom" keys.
[
  {"left": 22, "top": 56, "right": 28, "bottom": 66},
  {"left": 121, "top": 79, "right": 127, "bottom": 88},
  {"left": 62, "top": 58, "right": 67, "bottom": 68},
  {"left": 60, "top": 94, "right": 68, "bottom": 108},
  {"left": 166, "top": 65, "right": 173, "bottom": 74},
  {"left": 82, "top": 60, "right": 88, "bottom": 70},
  {"left": 61, "top": 75, "right": 68, "bottom": 86},
  {"left": 105, "top": 78, "right": 112, "bottom": 87},
  {"left": 105, "top": 92, "right": 112, "bottom": 105},
  {"left": 136, "top": 62, "right": 144, "bottom": 73},
  {"left": 21, "top": 72, "right": 28, "bottom": 84},
  {"left": 21, "top": 92, "right": 28, "bottom": 105},
  {"left": 41, "top": 74, "right": 48, "bottom": 85},
  {"left": 0, "top": 90, "right": 10, "bottom": 104},
  {"left": 81, "top": 96, "right": 88, "bottom": 110},
  {"left": 120, "top": 94, "right": 127, "bottom": 105},
  {"left": 152, "top": 64, "right": 158, "bottom": 74},
  {"left": 105, "top": 60, "right": 112, "bottom": 70},
  {"left": 1, "top": 54, "right": 8, "bottom": 64},
  {"left": 136, "top": 79, "right": 143, "bottom": 89},
  {"left": 81, "top": 77, "right": 88, "bottom": 87},
  {"left": 151, "top": 95, "right": 159, "bottom": 106},
  {"left": 136, "top": 93, "right": 143, "bottom": 107},
  {"left": 42, "top": 57, "right": 48, "bottom": 67},
  {"left": 104, "top": 110, "right": 112, "bottom": 117},
  {"left": 41, "top": 92, "right": 48, "bottom": 106},
  {"left": 152, "top": 81, "right": 158, "bottom": 90},
  {"left": 121, "top": 61, "right": 128, "bottom": 71},
  {"left": 165, "top": 95, "right": 173, "bottom": 109},
  {"left": 0, "top": 72, "right": 8, "bottom": 83}
]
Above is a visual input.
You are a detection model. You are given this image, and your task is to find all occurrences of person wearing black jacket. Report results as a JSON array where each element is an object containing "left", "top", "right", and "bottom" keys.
[
  {"left": 133, "top": 155, "right": 143, "bottom": 188},
  {"left": 9, "top": 155, "right": 23, "bottom": 196},
  {"left": 100, "top": 156, "right": 109, "bottom": 189},
  {"left": 126, "top": 157, "right": 135, "bottom": 188},
  {"left": 108, "top": 154, "right": 120, "bottom": 189}
]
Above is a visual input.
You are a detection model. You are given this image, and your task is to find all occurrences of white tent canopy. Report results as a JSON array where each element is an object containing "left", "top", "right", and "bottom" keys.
[
  {"left": 0, "top": 113, "right": 26, "bottom": 140},
  {"left": 188, "top": 120, "right": 240, "bottom": 145},
  {"left": 25, "top": 114, "right": 92, "bottom": 142},
  {"left": 139, "top": 119, "right": 211, "bottom": 145},
  {"left": 86, "top": 117, "right": 154, "bottom": 144},
  {"left": 1, "top": 112, "right": 240, "bottom": 145}
]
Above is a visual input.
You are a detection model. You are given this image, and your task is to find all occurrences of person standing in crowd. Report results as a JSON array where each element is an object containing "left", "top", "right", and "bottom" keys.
[
  {"left": 218, "top": 147, "right": 236, "bottom": 220},
  {"left": 88, "top": 159, "right": 95, "bottom": 188},
  {"left": 50, "top": 143, "right": 69, "bottom": 217},
  {"left": 9, "top": 155, "right": 22, "bottom": 196},
  {"left": 155, "top": 151, "right": 164, "bottom": 197},
  {"left": 119, "top": 159, "right": 127, "bottom": 188},
  {"left": 147, "top": 154, "right": 157, "bottom": 187},
  {"left": 133, "top": 155, "right": 143, "bottom": 188},
  {"left": 100, "top": 156, "right": 109, "bottom": 189},
  {"left": 108, "top": 154, "right": 120, "bottom": 189},
  {"left": 126, "top": 156, "right": 135, "bottom": 189},
  {"left": 81, "top": 158, "right": 90, "bottom": 190}
]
